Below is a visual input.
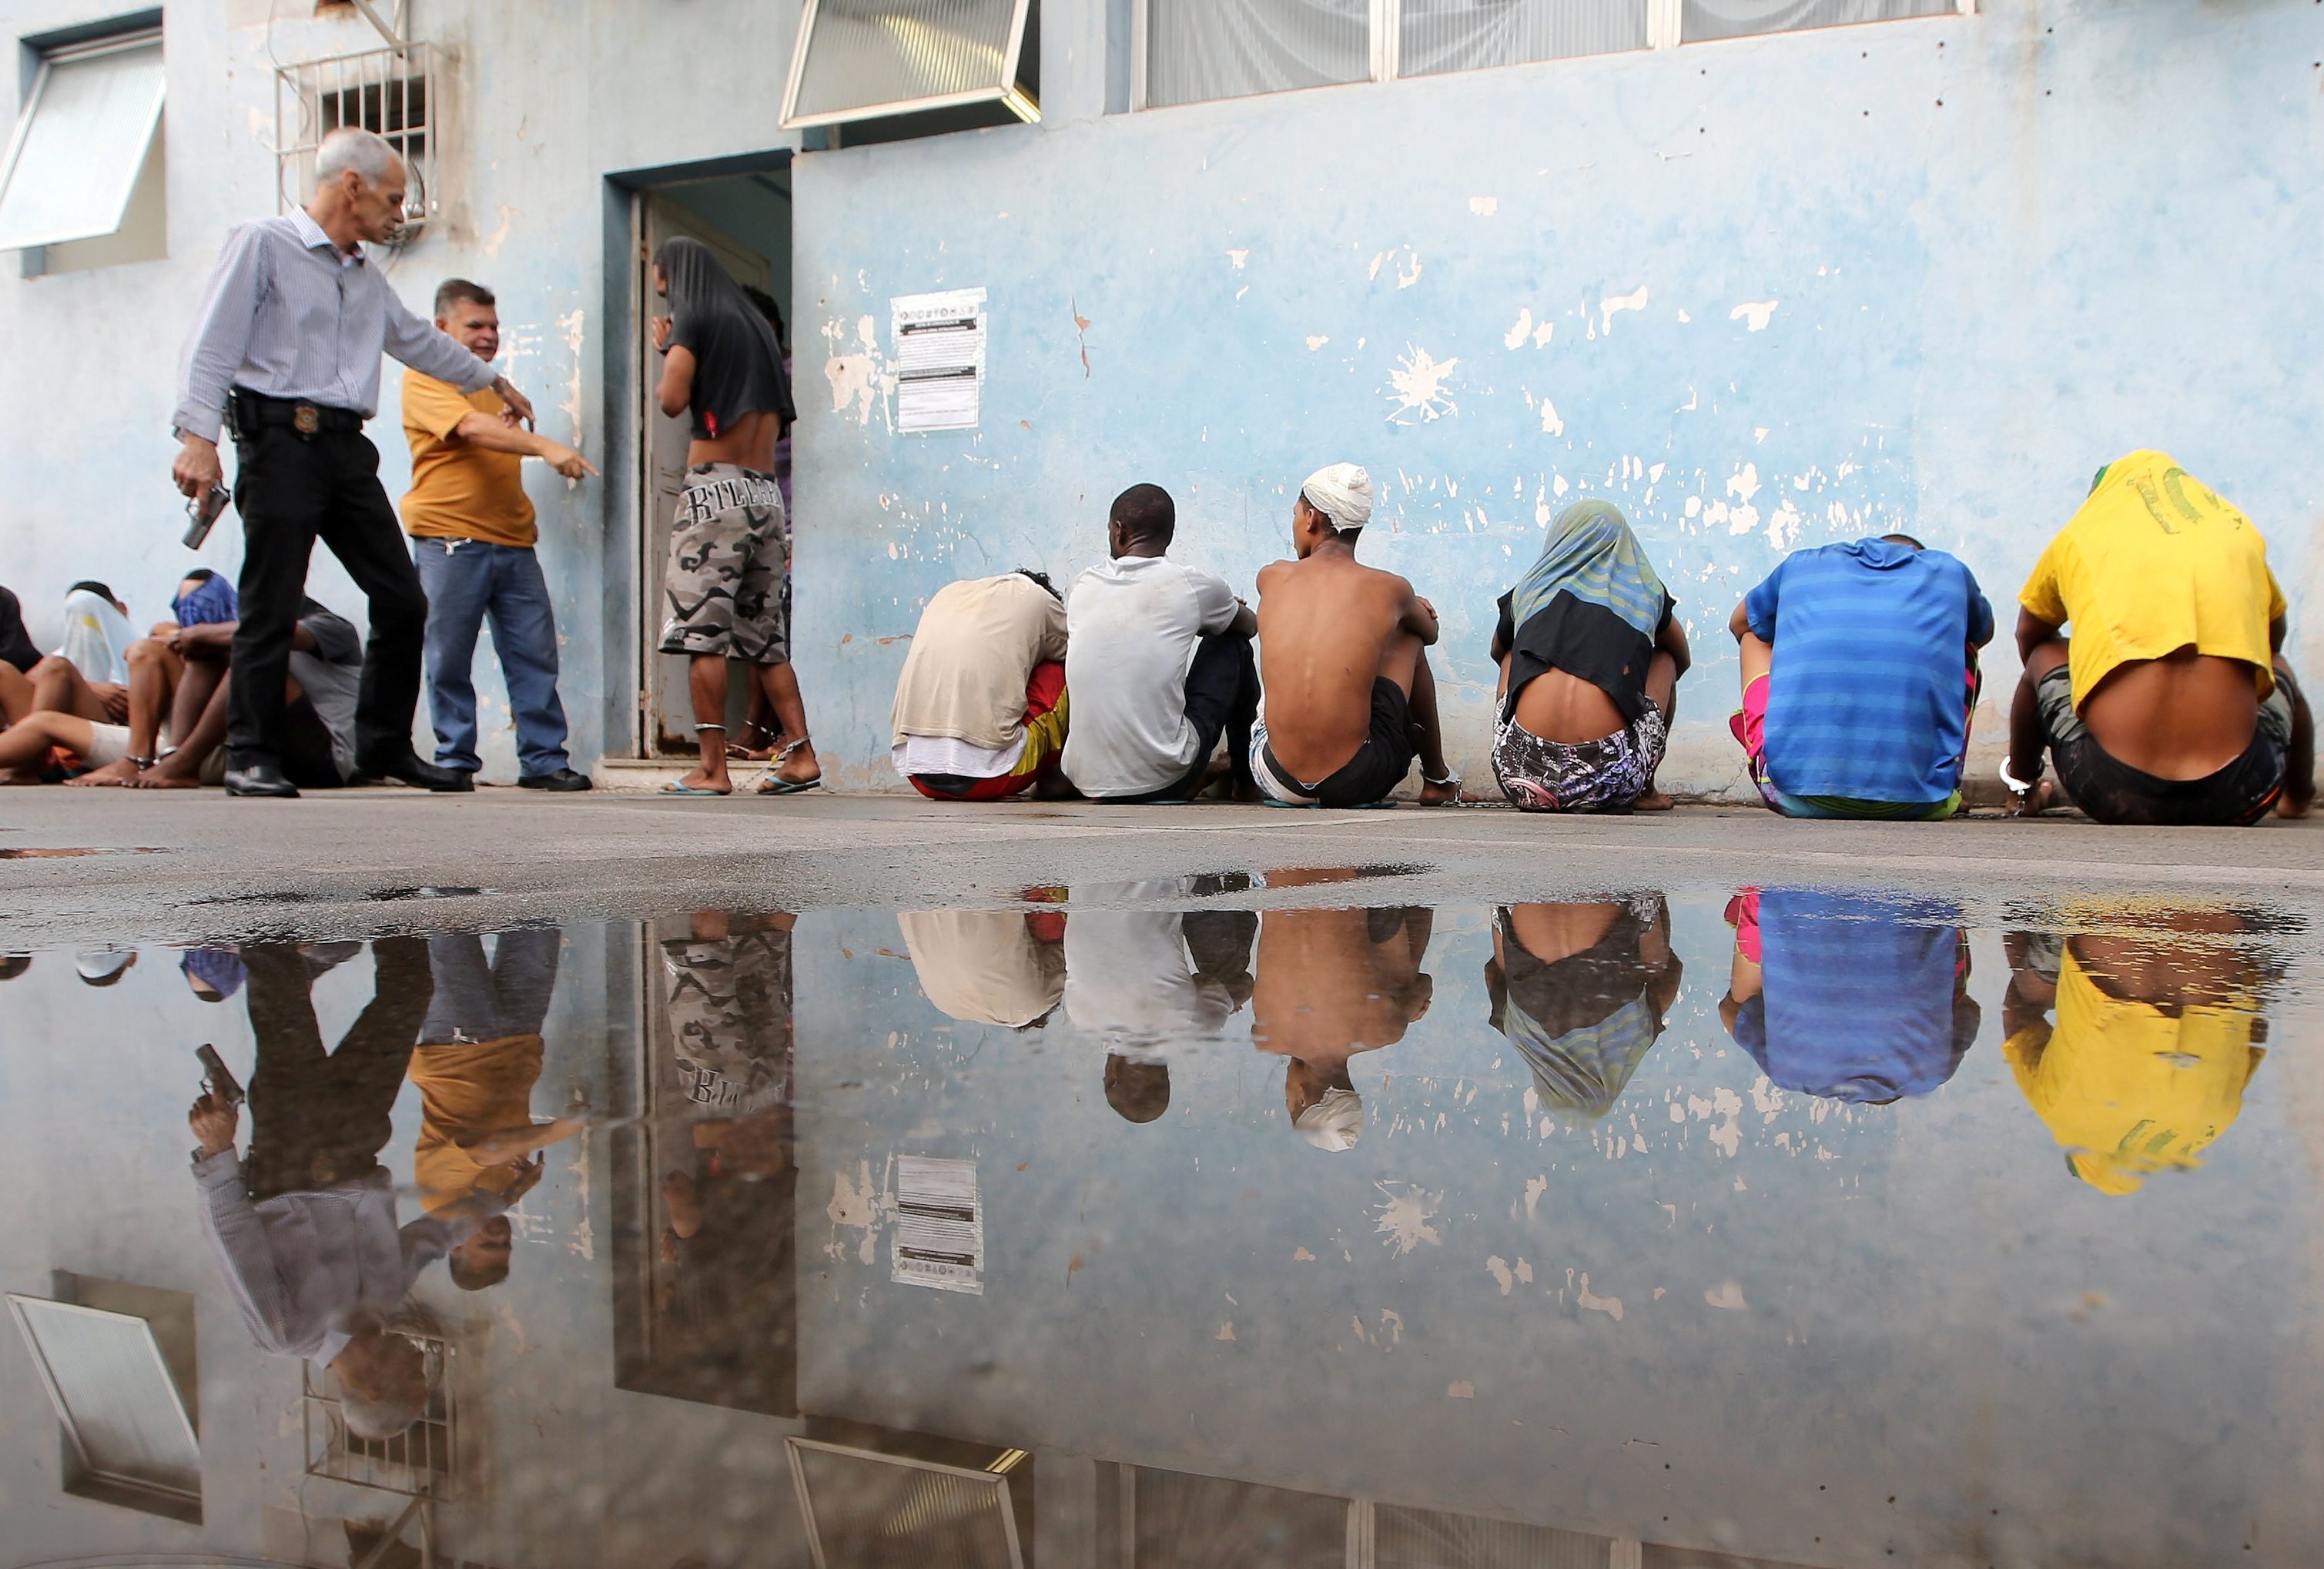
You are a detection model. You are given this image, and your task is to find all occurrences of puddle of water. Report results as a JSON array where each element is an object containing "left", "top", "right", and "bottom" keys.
[
  {"left": 0, "top": 878, "right": 2315, "bottom": 1567},
  {"left": 0, "top": 845, "right": 166, "bottom": 858}
]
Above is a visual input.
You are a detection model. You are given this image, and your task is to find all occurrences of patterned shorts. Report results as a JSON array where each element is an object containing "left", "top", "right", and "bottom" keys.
[
  {"left": 658, "top": 464, "right": 789, "bottom": 663},
  {"left": 1492, "top": 698, "right": 1667, "bottom": 812}
]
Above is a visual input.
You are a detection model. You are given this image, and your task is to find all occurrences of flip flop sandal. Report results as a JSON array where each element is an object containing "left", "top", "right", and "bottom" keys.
[
  {"left": 755, "top": 773, "right": 822, "bottom": 795},
  {"left": 1260, "top": 796, "right": 1398, "bottom": 809},
  {"left": 659, "top": 779, "right": 730, "bottom": 796}
]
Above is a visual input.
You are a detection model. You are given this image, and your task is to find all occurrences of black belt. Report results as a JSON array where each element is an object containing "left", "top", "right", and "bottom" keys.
[{"left": 229, "top": 388, "right": 363, "bottom": 438}]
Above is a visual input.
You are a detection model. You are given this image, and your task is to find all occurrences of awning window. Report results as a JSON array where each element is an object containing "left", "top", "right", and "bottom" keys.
[
  {"left": 0, "top": 31, "right": 165, "bottom": 253},
  {"left": 8, "top": 1293, "right": 201, "bottom": 1505},
  {"left": 782, "top": 0, "right": 1039, "bottom": 129}
]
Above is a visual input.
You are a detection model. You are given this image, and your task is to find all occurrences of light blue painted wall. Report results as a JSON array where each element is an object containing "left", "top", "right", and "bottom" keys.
[{"left": 2, "top": 0, "right": 2315, "bottom": 793}]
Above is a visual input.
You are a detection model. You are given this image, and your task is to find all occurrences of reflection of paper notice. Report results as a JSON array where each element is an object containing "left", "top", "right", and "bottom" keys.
[
  {"left": 892, "top": 1155, "right": 983, "bottom": 1294},
  {"left": 892, "top": 286, "right": 986, "bottom": 433}
]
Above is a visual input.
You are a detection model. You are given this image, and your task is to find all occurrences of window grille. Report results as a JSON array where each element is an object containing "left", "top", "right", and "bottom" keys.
[
  {"left": 782, "top": 0, "right": 1040, "bottom": 129},
  {"left": 787, "top": 1437, "right": 1027, "bottom": 1569},
  {"left": 275, "top": 43, "right": 440, "bottom": 234},
  {"left": 0, "top": 28, "right": 166, "bottom": 253},
  {"left": 1137, "top": 0, "right": 1967, "bottom": 108},
  {"left": 302, "top": 1326, "right": 457, "bottom": 1499}
]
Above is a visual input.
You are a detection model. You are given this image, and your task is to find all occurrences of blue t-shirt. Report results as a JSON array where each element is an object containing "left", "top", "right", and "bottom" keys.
[
  {"left": 1731, "top": 889, "right": 1974, "bottom": 1103},
  {"left": 1744, "top": 539, "right": 1993, "bottom": 802}
]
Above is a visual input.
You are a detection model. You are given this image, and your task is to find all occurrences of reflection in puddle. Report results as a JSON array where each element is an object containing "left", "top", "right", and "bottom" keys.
[{"left": 0, "top": 881, "right": 2313, "bottom": 1567}]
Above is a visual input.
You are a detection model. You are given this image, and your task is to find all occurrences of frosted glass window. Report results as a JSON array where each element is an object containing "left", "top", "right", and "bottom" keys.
[
  {"left": 8, "top": 1294, "right": 200, "bottom": 1500},
  {"left": 0, "top": 36, "right": 166, "bottom": 253},
  {"left": 1683, "top": 0, "right": 1953, "bottom": 42},
  {"left": 1145, "top": 0, "right": 1371, "bottom": 109},
  {"left": 784, "top": 0, "right": 1039, "bottom": 127},
  {"left": 1400, "top": 0, "right": 1647, "bottom": 75}
]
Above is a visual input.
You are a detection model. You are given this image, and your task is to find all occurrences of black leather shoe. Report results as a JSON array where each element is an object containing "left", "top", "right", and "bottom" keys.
[
  {"left": 359, "top": 748, "right": 474, "bottom": 792},
  {"left": 517, "top": 768, "right": 594, "bottom": 792},
  {"left": 223, "top": 763, "right": 300, "bottom": 798}
]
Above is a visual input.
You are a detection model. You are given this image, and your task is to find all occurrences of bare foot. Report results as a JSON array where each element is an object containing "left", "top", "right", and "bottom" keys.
[
  {"left": 1419, "top": 777, "right": 1461, "bottom": 807},
  {"left": 2278, "top": 789, "right": 2312, "bottom": 821},
  {"left": 64, "top": 758, "right": 142, "bottom": 787},
  {"left": 1631, "top": 788, "right": 1676, "bottom": 812},
  {"left": 126, "top": 766, "right": 203, "bottom": 789},
  {"left": 2013, "top": 779, "right": 2057, "bottom": 817}
]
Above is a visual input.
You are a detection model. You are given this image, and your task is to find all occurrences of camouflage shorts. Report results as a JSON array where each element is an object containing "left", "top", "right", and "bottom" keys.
[{"left": 658, "top": 464, "right": 789, "bottom": 663}]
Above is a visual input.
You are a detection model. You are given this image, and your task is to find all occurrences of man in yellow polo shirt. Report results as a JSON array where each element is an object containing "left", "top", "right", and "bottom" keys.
[
  {"left": 2001, "top": 451, "right": 2314, "bottom": 825},
  {"left": 404, "top": 279, "right": 598, "bottom": 791}
]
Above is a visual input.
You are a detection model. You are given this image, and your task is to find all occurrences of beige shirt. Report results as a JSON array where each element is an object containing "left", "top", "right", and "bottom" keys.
[
  {"left": 898, "top": 911, "right": 1066, "bottom": 1027},
  {"left": 890, "top": 574, "right": 1068, "bottom": 750}
]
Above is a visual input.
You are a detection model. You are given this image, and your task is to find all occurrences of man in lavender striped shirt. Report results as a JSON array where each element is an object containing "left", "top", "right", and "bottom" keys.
[{"left": 171, "top": 128, "right": 539, "bottom": 798}]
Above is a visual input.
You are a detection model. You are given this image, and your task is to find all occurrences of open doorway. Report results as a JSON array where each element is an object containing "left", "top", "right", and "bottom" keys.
[{"left": 629, "top": 165, "right": 794, "bottom": 759}]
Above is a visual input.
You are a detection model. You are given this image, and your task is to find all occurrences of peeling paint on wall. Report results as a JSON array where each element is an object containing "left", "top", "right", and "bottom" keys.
[
  {"left": 1730, "top": 299, "right": 1780, "bottom": 331},
  {"left": 1599, "top": 285, "right": 1649, "bottom": 334}
]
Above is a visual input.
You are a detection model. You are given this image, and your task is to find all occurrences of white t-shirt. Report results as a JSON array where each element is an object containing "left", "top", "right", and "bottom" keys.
[
  {"left": 1063, "top": 902, "right": 1238, "bottom": 1049},
  {"left": 1062, "top": 556, "right": 1241, "bottom": 797}
]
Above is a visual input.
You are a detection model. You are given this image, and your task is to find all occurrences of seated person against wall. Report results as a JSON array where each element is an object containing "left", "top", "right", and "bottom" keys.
[
  {"left": 1252, "top": 871, "right": 1435, "bottom": 1152},
  {"left": 1730, "top": 533, "right": 1992, "bottom": 819},
  {"left": 1720, "top": 888, "right": 1980, "bottom": 1105},
  {"left": 897, "top": 902, "right": 1067, "bottom": 1029},
  {"left": 1491, "top": 501, "right": 1689, "bottom": 813},
  {"left": 891, "top": 570, "right": 1070, "bottom": 801},
  {"left": 1063, "top": 484, "right": 1260, "bottom": 802},
  {"left": 0, "top": 584, "right": 130, "bottom": 729},
  {"left": 2001, "top": 906, "right": 2271, "bottom": 1194},
  {"left": 1250, "top": 463, "right": 1458, "bottom": 808},
  {"left": 18, "top": 596, "right": 362, "bottom": 791},
  {"left": 1484, "top": 895, "right": 1683, "bottom": 1121},
  {"left": 1064, "top": 890, "right": 1257, "bottom": 1125},
  {"left": 2004, "top": 452, "right": 2315, "bottom": 824},
  {"left": 411, "top": 928, "right": 584, "bottom": 1290},
  {"left": 66, "top": 571, "right": 236, "bottom": 786}
]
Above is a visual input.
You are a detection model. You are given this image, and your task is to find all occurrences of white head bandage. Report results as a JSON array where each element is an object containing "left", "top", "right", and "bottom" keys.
[
  {"left": 1301, "top": 463, "right": 1374, "bottom": 533},
  {"left": 1294, "top": 1084, "right": 1365, "bottom": 1152}
]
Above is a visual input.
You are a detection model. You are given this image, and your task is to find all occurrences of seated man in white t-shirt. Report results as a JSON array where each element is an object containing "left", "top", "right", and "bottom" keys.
[
  {"left": 1063, "top": 884, "right": 1257, "bottom": 1123},
  {"left": 1062, "top": 484, "right": 1259, "bottom": 802}
]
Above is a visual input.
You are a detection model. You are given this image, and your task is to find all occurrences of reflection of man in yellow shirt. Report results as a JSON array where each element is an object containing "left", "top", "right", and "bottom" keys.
[
  {"left": 410, "top": 931, "right": 584, "bottom": 1287},
  {"left": 2001, "top": 915, "right": 2269, "bottom": 1194},
  {"left": 402, "top": 278, "right": 598, "bottom": 789}
]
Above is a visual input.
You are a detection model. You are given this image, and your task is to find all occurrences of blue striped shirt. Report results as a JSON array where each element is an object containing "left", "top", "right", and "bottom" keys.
[
  {"left": 1745, "top": 539, "right": 1992, "bottom": 802},
  {"left": 173, "top": 208, "right": 494, "bottom": 442}
]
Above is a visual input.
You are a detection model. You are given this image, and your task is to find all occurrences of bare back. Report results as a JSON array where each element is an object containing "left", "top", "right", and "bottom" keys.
[
  {"left": 686, "top": 410, "right": 782, "bottom": 474},
  {"left": 1256, "top": 552, "right": 1419, "bottom": 781},
  {"left": 1251, "top": 905, "right": 1432, "bottom": 1066},
  {"left": 2081, "top": 649, "right": 2259, "bottom": 779}
]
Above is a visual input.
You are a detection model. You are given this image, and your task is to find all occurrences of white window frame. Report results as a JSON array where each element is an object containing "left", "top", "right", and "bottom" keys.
[
  {"left": 1130, "top": 0, "right": 1973, "bottom": 109},
  {"left": 6, "top": 1293, "right": 201, "bottom": 1508},
  {"left": 0, "top": 24, "right": 166, "bottom": 253},
  {"left": 779, "top": 0, "right": 1042, "bottom": 131}
]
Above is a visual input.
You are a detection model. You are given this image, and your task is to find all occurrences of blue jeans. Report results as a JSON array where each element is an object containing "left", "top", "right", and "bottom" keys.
[
  {"left": 420, "top": 928, "right": 561, "bottom": 1045},
  {"left": 414, "top": 537, "right": 570, "bottom": 776}
]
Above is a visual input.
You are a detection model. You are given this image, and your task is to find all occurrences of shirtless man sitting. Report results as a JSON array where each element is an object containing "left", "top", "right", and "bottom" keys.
[
  {"left": 2004, "top": 451, "right": 2314, "bottom": 825},
  {"left": 1249, "top": 463, "right": 1458, "bottom": 807}
]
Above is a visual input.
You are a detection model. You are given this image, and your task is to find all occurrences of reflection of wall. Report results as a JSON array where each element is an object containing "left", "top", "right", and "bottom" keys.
[{"left": 792, "top": 902, "right": 2324, "bottom": 1568}]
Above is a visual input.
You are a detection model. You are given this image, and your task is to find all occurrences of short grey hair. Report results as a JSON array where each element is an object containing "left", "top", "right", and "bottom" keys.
[
  {"left": 315, "top": 126, "right": 400, "bottom": 189},
  {"left": 339, "top": 1383, "right": 426, "bottom": 1442}
]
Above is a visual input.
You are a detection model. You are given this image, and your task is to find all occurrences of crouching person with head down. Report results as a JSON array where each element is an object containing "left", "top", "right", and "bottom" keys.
[
  {"left": 892, "top": 570, "right": 1072, "bottom": 800},
  {"left": 1730, "top": 532, "right": 1993, "bottom": 819},
  {"left": 1491, "top": 500, "right": 1689, "bottom": 813},
  {"left": 2003, "top": 452, "right": 2314, "bottom": 824}
]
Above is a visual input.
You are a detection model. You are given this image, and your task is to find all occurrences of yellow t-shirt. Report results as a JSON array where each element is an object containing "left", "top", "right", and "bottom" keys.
[
  {"left": 2018, "top": 450, "right": 2285, "bottom": 708},
  {"left": 402, "top": 372, "right": 537, "bottom": 547},
  {"left": 410, "top": 1034, "right": 544, "bottom": 1214},
  {"left": 2003, "top": 952, "right": 2263, "bottom": 1196}
]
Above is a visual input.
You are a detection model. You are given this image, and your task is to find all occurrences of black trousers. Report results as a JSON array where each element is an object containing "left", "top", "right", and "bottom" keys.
[
  {"left": 1114, "top": 631, "right": 1263, "bottom": 802},
  {"left": 242, "top": 937, "right": 433, "bottom": 1203},
  {"left": 227, "top": 422, "right": 428, "bottom": 770}
]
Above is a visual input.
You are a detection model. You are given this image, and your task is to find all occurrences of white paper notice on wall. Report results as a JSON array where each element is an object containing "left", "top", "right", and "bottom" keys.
[
  {"left": 892, "top": 1155, "right": 983, "bottom": 1293},
  {"left": 891, "top": 287, "right": 986, "bottom": 433}
]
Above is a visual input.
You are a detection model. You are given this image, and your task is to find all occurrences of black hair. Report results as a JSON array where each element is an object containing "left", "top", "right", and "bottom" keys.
[
  {"left": 450, "top": 1248, "right": 511, "bottom": 1292},
  {"left": 1104, "top": 1055, "right": 1171, "bottom": 1124},
  {"left": 741, "top": 284, "right": 789, "bottom": 353},
  {"left": 434, "top": 277, "right": 496, "bottom": 318},
  {"left": 66, "top": 580, "right": 114, "bottom": 601},
  {"left": 1879, "top": 533, "right": 1926, "bottom": 550},
  {"left": 1014, "top": 569, "right": 1062, "bottom": 601},
  {"left": 181, "top": 568, "right": 216, "bottom": 584},
  {"left": 0, "top": 955, "right": 29, "bottom": 982},
  {"left": 1110, "top": 483, "right": 1176, "bottom": 545},
  {"left": 1296, "top": 493, "right": 1361, "bottom": 545}
]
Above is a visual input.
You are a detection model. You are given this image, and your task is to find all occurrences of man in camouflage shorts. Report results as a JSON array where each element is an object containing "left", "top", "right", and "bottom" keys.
[{"left": 658, "top": 463, "right": 818, "bottom": 793}]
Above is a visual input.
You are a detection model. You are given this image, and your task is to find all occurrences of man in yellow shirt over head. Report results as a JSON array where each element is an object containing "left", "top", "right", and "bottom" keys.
[
  {"left": 404, "top": 279, "right": 598, "bottom": 791},
  {"left": 2002, "top": 451, "right": 2312, "bottom": 824}
]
